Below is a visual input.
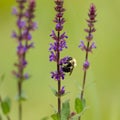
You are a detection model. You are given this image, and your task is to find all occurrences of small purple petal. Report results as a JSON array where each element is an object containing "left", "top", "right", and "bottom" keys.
[
  {"left": 59, "top": 56, "right": 70, "bottom": 65},
  {"left": 28, "top": 42, "right": 34, "bottom": 49},
  {"left": 22, "top": 59, "right": 27, "bottom": 67},
  {"left": 17, "top": 20, "right": 26, "bottom": 29},
  {"left": 51, "top": 69, "right": 65, "bottom": 80},
  {"left": 17, "top": 42, "right": 27, "bottom": 55},
  {"left": 49, "top": 51, "right": 57, "bottom": 62},
  {"left": 86, "top": 33, "right": 93, "bottom": 41},
  {"left": 24, "top": 73, "right": 30, "bottom": 80},
  {"left": 60, "top": 86, "right": 65, "bottom": 95},
  {"left": 83, "top": 60, "right": 90, "bottom": 70},
  {"left": 25, "top": 11, "right": 29, "bottom": 17},
  {"left": 88, "top": 42, "right": 96, "bottom": 52},
  {"left": 50, "top": 30, "right": 58, "bottom": 41},
  {"left": 49, "top": 42, "right": 57, "bottom": 51},
  {"left": 59, "top": 39, "right": 67, "bottom": 51},
  {"left": 12, "top": 71, "right": 20, "bottom": 78},
  {"left": 91, "top": 42, "right": 96, "bottom": 49},
  {"left": 78, "top": 40, "right": 86, "bottom": 51},
  {"left": 32, "top": 22, "right": 38, "bottom": 30},
  {"left": 55, "top": 23, "right": 63, "bottom": 31},
  {"left": 27, "top": 33, "right": 32, "bottom": 40},
  {"left": 11, "top": 31, "right": 17, "bottom": 38},
  {"left": 60, "top": 32, "right": 68, "bottom": 39},
  {"left": 12, "top": 7, "right": 18, "bottom": 15}
]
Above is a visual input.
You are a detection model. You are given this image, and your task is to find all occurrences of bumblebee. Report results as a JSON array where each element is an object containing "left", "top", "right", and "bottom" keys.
[{"left": 62, "top": 57, "right": 77, "bottom": 75}]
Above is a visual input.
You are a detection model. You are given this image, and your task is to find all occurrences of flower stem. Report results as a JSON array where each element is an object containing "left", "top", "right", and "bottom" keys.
[
  {"left": 79, "top": 42, "right": 90, "bottom": 120},
  {"left": 18, "top": 81, "right": 22, "bottom": 120},
  {"left": 7, "top": 115, "right": 11, "bottom": 120},
  {"left": 81, "top": 42, "right": 90, "bottom": 100},
  {"left": 57, "top": 30, "right": 61, "bottom": 116}
]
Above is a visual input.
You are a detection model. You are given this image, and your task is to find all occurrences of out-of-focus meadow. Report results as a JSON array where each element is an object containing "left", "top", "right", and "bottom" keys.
[{"left": 0, "top": 0, "right": 120, "bottom": 120}]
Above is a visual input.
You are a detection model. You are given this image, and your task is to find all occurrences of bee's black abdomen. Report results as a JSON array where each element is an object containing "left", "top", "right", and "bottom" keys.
[
  {"left": 66, "top": 63, "right": 72, "bottom": 67},
  {"left": 62, "top": 67, "right": 71, "bottom": 72}
]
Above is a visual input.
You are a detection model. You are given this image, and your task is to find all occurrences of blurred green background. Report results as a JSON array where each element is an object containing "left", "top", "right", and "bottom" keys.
[{"left": 0, "top": 0, "right": 120, "bottom": 120}]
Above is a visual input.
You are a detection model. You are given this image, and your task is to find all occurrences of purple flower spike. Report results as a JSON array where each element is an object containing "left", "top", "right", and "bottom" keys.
[
  {"left": 49, "top": 0, "right": 68, "bottom": 79},
  {"left": 79, "top": 3, "right": 97, "bottom": 53},
  {"left": 49, "top": 1, "right": 68, "bottom": 113},
  {"left": 12, "top": 0, "right": 36, "bottom": 79},
  {"left": 79, "top": 4, "right": 97, "bottom": 103},
  {"left": 12, "top": 1, "right": 36, "bottom": 119}
]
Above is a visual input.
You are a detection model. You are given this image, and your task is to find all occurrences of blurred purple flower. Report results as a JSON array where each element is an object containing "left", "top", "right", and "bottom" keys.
[
  {"left": 12, "top": 31, "right": 17, "bottom": 38},
  {"left": 12, "top": 7, "right": 18, "bottom": 15},
  {"left": 17, "top": 20, "right": 26, "bottom": 29},
  {"left": 12, "top": 0, "right": 36, "bottom": 80}
]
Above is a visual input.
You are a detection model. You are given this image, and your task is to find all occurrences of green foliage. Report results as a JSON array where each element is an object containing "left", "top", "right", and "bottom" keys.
[
  {"left": 0, "top": 74, "right": 5, "bottom": 87},
  {"left": 0, "top": 74, "right": 5, "bottom": 81},
  {"left": 41, "top": 116, "right": 49, "bottom": 120},
  {"left": 16, "top": 91, "right": 27, "bottom": 102},
  {"left": 50, "top": 86, "right": 57, "bottom": 96},
  {"left": 51, "top": 113, "right": 60, "bottom": 120},
  {"left": 75, "top": 98, "right": 86, "bottom": 114},
  {"left": 1, "top": 97, "right": 11, "bottom": 115},
  {"left": 61, "top": 100, "right": 70, "bottom": 120}
]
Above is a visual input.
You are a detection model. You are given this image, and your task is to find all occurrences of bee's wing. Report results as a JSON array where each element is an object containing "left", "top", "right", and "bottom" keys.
[{"left": 69, "top": 67, "right": 74, "bottom": 76}]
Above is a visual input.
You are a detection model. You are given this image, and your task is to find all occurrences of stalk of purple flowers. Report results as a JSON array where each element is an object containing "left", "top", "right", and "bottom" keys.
[
  {"left": 78, "top": 3, "right": 97, "bottom": 120},
  {"left": 12, "top": 0, "right": 36, "bottom": 120},
  {"left": 49, "top": 0, "right": 68, "bottom": 117}
]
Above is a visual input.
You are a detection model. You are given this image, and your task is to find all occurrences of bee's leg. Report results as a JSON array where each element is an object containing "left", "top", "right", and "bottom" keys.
[{"left": 69, "top": 67, "right": 74, "bottom": 76}]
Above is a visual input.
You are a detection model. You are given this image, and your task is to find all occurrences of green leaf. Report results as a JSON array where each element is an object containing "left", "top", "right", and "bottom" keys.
[
  {"left": 1, "top": 97, "right": 11, "bottom": 115},
  {"left": 15, "top": 91, "right": 27, "bottom": 102},
  {"left": 75, "top": 98, "right": 85, "bottom": 114},
  {"left": 50, "top": 86, "right": 57, "bottom": 96},
  {"left": 0, "top": 74, "right": 5, "bottom": 87},
  {"left": 61, "top": 100, "right": 70, "bottom": 120},
  {"left": 0, "top": 74, "right": 5, "bottom": 81},
  {"left": 51, "top": 113, "right": 60, "bottom": 120},
  {"left": 41, "top": 116, "right": 49, "bottom": 120},
  {"left": 70, "top": 114, "right": 80, "bottom": 120}
]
